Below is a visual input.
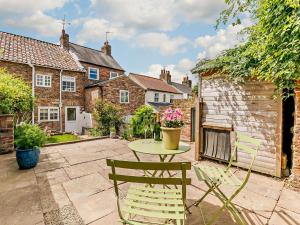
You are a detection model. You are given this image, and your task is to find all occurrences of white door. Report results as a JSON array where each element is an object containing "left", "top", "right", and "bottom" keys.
[{"left": 65, "top": 106, "right": 80, "bottom": 133}]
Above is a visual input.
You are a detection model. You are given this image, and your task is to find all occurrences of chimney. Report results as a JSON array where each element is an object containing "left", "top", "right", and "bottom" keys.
[
  {"left": 160, "top": 69, "right": 171, "bottom": 83},
  {"left": 101, "top": 41, "right": 111, "bottom": 56},
  {"left": 60, "top": 29, "right": 69, "bottom": 50},
  {"left": 182, "top": 76, "right": 192, "bottom": 88}
]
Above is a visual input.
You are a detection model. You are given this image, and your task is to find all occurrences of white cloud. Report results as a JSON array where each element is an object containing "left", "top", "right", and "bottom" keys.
[
  {"left": 136, "top": 33, "right": 189, "bottom": 55},
  {"left": 195, "top": 18, "right": 251, "bottom": 59},
  {"left": 0, "top": 0, "right": 68, "bottom": 14},
  {"left": 0, "top": 0, "right": 68, "bottom": 36},
  {"left": 76, "top": 18, "right": 135, "bottom": 44},
  {"left": 143, "top": 58, "right": 197, "bottom": 85},
  {"left": 90, "top": 0, "right": 225, "bottom": 32},
  {"left": 5, "top": 11, "right": 61, "bottom": 36}
]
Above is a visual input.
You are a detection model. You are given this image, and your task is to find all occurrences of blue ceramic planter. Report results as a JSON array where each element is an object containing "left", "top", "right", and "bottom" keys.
[{"left": 16, "top": 148, "right": 40, "bottom": 169}]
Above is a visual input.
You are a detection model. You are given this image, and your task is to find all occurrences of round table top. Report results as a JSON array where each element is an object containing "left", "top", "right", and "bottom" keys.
[{"left": 128, "top": 139, "right": 191, "bottom": 155}]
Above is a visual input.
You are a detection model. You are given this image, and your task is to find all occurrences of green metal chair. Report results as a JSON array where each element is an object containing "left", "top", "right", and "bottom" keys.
[
  {"left": 106, "top": 159, "right": 191, "bottom": 225},
  {"left": 193, "top": 132, "right": 261, "bottom": 225}
]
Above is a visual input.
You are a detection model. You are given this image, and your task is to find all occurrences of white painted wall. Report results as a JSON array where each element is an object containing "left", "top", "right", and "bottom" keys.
[{"left": 145, "top": 90, "right": 182, "bottom": 103}]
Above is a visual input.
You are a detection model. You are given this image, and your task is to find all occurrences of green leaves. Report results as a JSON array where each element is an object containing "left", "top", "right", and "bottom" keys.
[
  {"left": 0, "top": 68, "right": 34, "bottom": 115},
  {"left": 14, "top": 123, "right": 47, "bottom": 149},
  {"left": 130, "top": 105, "right": 155, "bottom": 138},
  {"left": 194, "top": 0, "right": 300, "bottom": 95}
]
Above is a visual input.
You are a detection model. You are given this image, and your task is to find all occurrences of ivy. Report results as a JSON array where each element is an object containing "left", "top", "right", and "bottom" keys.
[{"left": 192, "top": 0, "right": 300, "bottom": 95}]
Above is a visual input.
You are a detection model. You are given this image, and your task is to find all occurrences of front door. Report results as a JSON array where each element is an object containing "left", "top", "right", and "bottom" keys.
[{"left": 65, "top": 106, "right": 80, "bottom": 133}]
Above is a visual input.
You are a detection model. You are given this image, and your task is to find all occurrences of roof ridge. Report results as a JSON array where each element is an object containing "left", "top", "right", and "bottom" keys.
[
  {"left": 0, "top": 30, "right": 59, "bottom": 47},
  {"left": 69, "top": 42, "right": 104, "bottom": 53},
  {"left": 130, "top": 73, "right": 162, "bottom": 81}
]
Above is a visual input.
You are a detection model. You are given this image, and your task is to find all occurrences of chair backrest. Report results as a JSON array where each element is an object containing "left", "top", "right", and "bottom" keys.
[
  {"left": 228, "top": 132, "right": 261, "bottom": 172},
  {"left": 106, "top": 159, "right": 191, "bottom": 200}
]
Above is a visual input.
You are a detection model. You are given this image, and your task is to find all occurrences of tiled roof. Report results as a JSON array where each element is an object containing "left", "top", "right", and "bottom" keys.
[
  {"left": 0, "top": 31, "right": 83, "bottom": 72},
  {"left": 171, "top": 82, "right": 192, "bottom": 95},
  {"left": 129, "top": 73, "right": 180, "bottom": 94},
  {"left": 69, "top": 43, "right": 124, "bottom": 71}
]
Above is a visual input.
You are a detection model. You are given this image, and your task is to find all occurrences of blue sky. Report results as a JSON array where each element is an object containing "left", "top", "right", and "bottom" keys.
[{"left": 0, "top": 0, "right": 249, "bottom": 85}]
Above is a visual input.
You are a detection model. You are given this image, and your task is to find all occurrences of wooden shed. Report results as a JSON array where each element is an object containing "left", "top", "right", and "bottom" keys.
[{"left": 194, "top": 73, "right": 295, "bottom": 177}]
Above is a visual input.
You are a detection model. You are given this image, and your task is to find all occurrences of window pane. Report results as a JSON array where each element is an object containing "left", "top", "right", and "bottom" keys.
[
  {"left": 40, "top": 109, "right": 48, "bottom": 120},
  {"left": 89, "top": 68, "right": 98, "bottom": 79},
  {"left": 110, "top": 72, "right": 118, "bottom": 79},
  {"left": 154, "top": 93, "right": 159, "bottom": 102},
  {"left": 67, "top": 108, "right": 76, "bottom": 121},
  {"left": 120, "top": 91, "right": 129, "bottom": 103},
  {"left": 49, "top": 108, "right": 58, "bottom": 120},
  {"left": 44, "top": 76, "right": 51, "bottom": 87},
  {"left": 62, "top": 77, "right": 75, "bottom": 91},
  {"left": 36, "top": 75, "right": 44, "bottom": 86}
]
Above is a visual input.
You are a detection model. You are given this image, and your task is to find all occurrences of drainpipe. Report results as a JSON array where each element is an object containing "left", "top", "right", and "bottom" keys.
[
  {"left": 28, "top": 63, "right": 35, "bottom": 125},
  {"left": 59, "top": 70, "right": 63, "bottom": 132}
]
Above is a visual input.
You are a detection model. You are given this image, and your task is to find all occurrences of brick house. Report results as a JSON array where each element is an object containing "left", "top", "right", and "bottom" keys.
[
  {"left": 0, "top": 30, "right": 141, "bottom": 133},
  {"left": 128, "top": 69, "right": 192, "bottom": 111}
]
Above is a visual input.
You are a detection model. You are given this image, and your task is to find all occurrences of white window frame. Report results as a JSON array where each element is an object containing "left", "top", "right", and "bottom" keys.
[
  {"left": 38, "top": 107, "right": 59, "bottom": 122},
  {"left": 163, "top": 94, "right": 166, "bottom": 102},
  {"left": 154, "top": 93, "right": 159, "bottom": 102},
  {"left": 170, "top": 94, "right": 174, "bottom": 103},
  {"left": 120, "top": 90, "right": 129, "bottom": 103},
  {"left": 110, "top": 71, "right": 118, "bottom": 79},
  {"left": 88, "top": 67, "right": 99, "bottom": 80},
  {"left": 62, "top": 76, "right": 76, "bottom": 92},
  {"left": 36, "top": 74, "right": 52, "bottom": 87}
]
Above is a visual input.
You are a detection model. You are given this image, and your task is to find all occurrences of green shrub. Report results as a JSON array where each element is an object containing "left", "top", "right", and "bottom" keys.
[
  {"left": 88, "top": 128, "right": 102, "bottom": 137},
  {"left": 0, "top": 69, "right": 34, "bottom": 118},
  {"left": 130, "top": 105, "right": 155, "bottom": 138},
  {"left": 93, "top": 100, "right": 123, "bottom": 136},
  {"left": 14, "top": 123, "right": 47, "bottom": 149}
]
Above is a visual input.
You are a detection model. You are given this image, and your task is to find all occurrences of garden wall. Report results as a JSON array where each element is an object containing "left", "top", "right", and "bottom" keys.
[
  {"left": 291, "top": 81, "right": 300, "bottom": 188},
  {"left": 0, "top": 115, "right": 14, "bottom": 154},
  {"left": 158, "top": 97, "right": 195, "bottom": 141}
]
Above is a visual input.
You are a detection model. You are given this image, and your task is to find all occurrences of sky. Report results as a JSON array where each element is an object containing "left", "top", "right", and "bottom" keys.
[{"left": 0, "top": 0, "right": 249, "bottom": 85}]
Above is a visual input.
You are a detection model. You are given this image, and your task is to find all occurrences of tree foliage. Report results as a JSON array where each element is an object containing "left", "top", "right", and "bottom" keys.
[
  {"left": 193, "top": 0, "right": 300, "bottom": 94},
  {"left": 93, "top": 100, "right": 124, "bottom": 136},
  {"left": 130, "top": 105, "right": 155, "bottom": 138},
  {"left": 0, "top": 69, "right": 34, "bottom": 116}
]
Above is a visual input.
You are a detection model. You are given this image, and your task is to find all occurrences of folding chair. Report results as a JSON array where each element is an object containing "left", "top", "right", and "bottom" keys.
[
  {"left": 106, "top": 159, "right": 191, "bottom": 225},
  {"left": 193, "top": 132, "right": 261, "bottom": 225}
]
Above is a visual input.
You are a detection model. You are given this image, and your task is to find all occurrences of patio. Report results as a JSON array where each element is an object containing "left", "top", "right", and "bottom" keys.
[{"left": 0, "top": 138, "right": 299, "bottom": 225}]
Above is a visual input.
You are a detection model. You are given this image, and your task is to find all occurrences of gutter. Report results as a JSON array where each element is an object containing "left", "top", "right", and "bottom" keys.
[
  {"left": 28, "top": 63, "right": 35, "bottom": 124},
  {"left": 59, "top": 70, "right": 63, "bottom": 132}
]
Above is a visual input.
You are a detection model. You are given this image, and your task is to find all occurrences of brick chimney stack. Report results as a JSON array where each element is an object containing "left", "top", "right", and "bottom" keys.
[
  {"left": 101, "top": 41, "right": 111, "bottom": 56},
  {"left": 160, "top": 69, "right": 171, "bottom": 83},
  {"left": 60, "top": 29, "right": 69, "bottom": 50},
  {"left": 182, "top": 76, "right": 192, "bottom": 87}
]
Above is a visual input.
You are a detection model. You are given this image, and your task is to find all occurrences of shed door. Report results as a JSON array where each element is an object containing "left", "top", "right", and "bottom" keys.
[{"left": 65, "top": 106, "right": 80, "bottom": 133}]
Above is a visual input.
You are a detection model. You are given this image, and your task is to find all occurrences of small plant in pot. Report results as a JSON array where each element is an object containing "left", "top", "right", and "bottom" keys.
[
  {"left": 14, "top": 123, "right": 47, "bottom": 169},
  {"left": 161, "top": 108, "right": 184, "bottom": 150}
]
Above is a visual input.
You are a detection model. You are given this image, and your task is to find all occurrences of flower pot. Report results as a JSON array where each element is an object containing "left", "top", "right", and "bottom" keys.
[
  {"left": 16, "top": 148, "right": 40, "bottom": 169},
  {"left": 161, "top": 127, "right": 181, "bottom": 150}
]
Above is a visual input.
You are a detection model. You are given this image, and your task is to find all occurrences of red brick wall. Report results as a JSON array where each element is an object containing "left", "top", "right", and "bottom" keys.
[
  {"left": 80, "top": 62, "right": 124, "bottom": 86},
  {"left": 291, "top": 81, "right": 300, "bottom": 188},
  {"left": 85, "top": 75, "right": 145, "bottom": 115},
  {"left": 0, "top": 115, "right": 14, "bottom": 154},
  {"left": 0, "top": 61, "right": 85, "bottom": 132},
  {"left": 158, "top": 97, "right": 195, "bottom": 141}
]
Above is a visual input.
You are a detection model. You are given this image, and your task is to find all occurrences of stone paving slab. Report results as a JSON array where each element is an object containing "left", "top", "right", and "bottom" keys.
[
  {"left": 0, "top": 185, "right": 44, "bottom": 225},
  {"left": 1, "top": 139, "right": 300, "bottom": 225}
]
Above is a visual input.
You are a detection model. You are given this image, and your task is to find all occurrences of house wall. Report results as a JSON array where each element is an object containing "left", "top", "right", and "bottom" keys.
[
  {"left": 199, "top": 78, "right": 282, "bottom": 177},
  {"left": 0, "top": 115, "right": 14, "bottom": 154},
  {"left": 0, "top": 60, "right": 85, "bottom": 132},
  {"left": 80, "top": 62, "right": 124, "bottom": 86},
  {"left": 85, "top": 75, "right": 145, "bottom": 116},
  {"left": 145, "top": 91, "right": 182, "bottom": 104}
]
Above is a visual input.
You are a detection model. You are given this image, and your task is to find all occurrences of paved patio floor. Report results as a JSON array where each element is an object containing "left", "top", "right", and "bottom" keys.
[{"left": 0, "top": 138, "right": 300, "bottom": 225}]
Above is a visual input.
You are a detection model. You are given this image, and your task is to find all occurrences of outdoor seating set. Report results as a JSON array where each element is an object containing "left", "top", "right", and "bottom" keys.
[{"left": 106, "top": 132, "right": 261, "bottom": 225}]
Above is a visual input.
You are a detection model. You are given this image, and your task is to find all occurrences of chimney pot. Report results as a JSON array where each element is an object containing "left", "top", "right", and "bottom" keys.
[{"left": 101, "top": 41, "right": 112, "bottom": 56}]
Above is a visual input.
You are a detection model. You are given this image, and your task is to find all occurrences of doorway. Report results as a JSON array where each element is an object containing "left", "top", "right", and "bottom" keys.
[
  {"left": 282, "top": 94, "right": 295, "bottom": 174},
  {"left": 65, "top": 106, "right": 80, "bottom": 133}
]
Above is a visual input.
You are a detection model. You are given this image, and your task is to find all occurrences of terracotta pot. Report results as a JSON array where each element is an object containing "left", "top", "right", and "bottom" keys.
[{"left": 161, "top": 127, "right": 181, "bottom": 150}]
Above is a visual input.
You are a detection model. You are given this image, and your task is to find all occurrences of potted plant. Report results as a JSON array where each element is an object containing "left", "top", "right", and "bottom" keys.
[
  {"left": 161, "top": 108, "right": 184, "bottom": 150},
  {"left": 14, "top": 123, "right": 47, "bottom": 169}
]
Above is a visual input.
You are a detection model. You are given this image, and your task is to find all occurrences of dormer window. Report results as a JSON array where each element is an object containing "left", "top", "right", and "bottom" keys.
[
  {"left": 88, "top": 67, "right": 99, "bottom": 80},
  {"left": 110, "top": 71, "right": 118, "bottom": 79}
]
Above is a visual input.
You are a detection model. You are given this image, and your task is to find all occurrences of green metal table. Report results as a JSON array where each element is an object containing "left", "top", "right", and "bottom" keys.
[{"left": 128, "top": 139, "right": 191, "bottom": 181}]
